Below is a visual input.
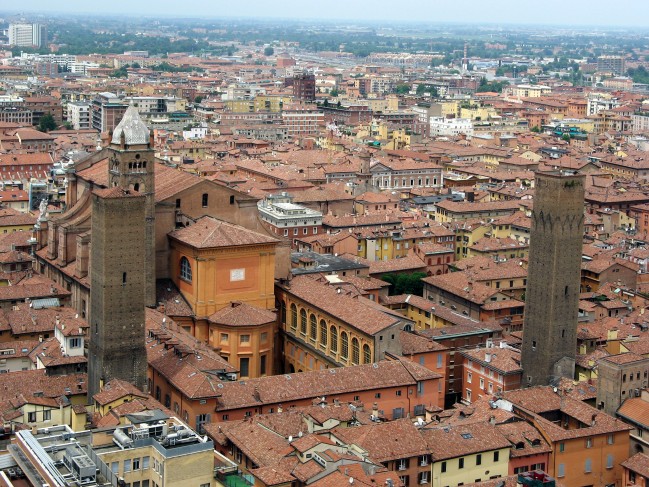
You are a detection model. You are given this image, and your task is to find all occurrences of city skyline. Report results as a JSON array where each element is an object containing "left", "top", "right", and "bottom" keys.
[{"left": 4, "top": 0, "right": 649, "bottom": 27}]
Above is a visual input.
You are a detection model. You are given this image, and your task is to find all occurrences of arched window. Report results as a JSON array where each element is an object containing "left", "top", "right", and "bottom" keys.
[
  {"left": 309, "top": 314, "right": 317, "bottom": 341},
  {"left": 180, "top": 257, "right": 192, "bottom": 281},
  {"left": 341, "top": 332, "right": 349, "bottom": 359},
  {"left": 363, "top": 344, "right": 371, "bottom": 364},
  {"left": 290, "top": 304, "right": 297, "bottom": 331},
  {"left": 300, "top": 309, "right": 307, "bottom": 335},
  {"left": 330, "top": 326, "right": 338, "bottom": 353},
  {"left": 352, "top": 338, "right": 360, "bottom": 365},
  {"left": 320, "top": 320, "right": 327, "bottom": 346}
]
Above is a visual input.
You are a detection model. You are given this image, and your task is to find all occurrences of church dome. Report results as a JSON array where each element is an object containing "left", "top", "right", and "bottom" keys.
[{"left": 111, "top": 104, "right": 150, "bottom": 146}]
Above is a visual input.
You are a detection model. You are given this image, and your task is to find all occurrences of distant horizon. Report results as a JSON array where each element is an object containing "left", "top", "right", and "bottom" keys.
[{"left": 3, "top": 0, "right": 649, "bottom": 29}]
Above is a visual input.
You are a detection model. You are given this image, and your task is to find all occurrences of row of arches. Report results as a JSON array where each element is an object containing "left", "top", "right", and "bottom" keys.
[
  {"left": 128, "top": 161, "right": 147, "bottom": 172},
  {"left": 289, "top": 303, "right": 371, "bottom": 365}
]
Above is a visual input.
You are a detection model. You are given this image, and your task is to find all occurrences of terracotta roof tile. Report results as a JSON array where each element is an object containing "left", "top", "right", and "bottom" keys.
[
  {"left": 617, "top": 397, "right": 649, "bottom": 427},
  {"left": 93, "top": 378, "right": 148, "bottom": 405},
  {"left": 210, "top": 361, "right": 440, "bottom": 410},
  {"left": 332, "top": 418, "right": 429, "bottom": 463},
  {"left": 461, "top": 347, "right": 522, "bottom": 375},
  {"left": 421, "top": 422, "right": 511, "bottom": 461},
  {"left": 208, "top": 302, "right": 276, "bottom": 327},
  {"left": 169, "top": 216, "right": 278, "bottom": 248},
  {"left": 279, "top": 274, "right": 401, "bottom": 335},
  {"left": 503, "top": 386, "right": 632, "bottom": 441},
  {"left": 621, "top": 452, "right": 649, "bottom": 477}
]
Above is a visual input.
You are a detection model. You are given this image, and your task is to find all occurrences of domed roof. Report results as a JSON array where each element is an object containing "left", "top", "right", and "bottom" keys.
[{"left": 111, "top": 104, "right": 150, "bottom": 146}]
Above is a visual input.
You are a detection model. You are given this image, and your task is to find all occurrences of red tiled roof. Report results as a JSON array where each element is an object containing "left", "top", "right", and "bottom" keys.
[
  {"left": 169, "top": 216, "right": 278, "bottom": 248},
  {"left": 208, "top": 302, "right": 276, "bottom": 327}
]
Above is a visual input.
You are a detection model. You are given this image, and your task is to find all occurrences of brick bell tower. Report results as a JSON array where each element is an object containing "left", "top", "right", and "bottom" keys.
[
  {"left": 106, "top": 103, "right": 156, "bottom": 307},
  {"left": 87, "top": 105, "right": 154, "bottom": 400},
  {"left": 521, "top": 170, "right": 585, "bottom": 387}
]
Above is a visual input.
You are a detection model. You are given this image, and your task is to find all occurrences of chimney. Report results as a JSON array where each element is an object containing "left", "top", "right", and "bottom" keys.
[
  {"left": 372, "top": 402, "right": 379, "bottom": 417},
  {"left": 425, "top": 406, "right": 435, "bottom": 423},
  {"left": 485, "top": 353, "right": 492, "bottom": 363}
]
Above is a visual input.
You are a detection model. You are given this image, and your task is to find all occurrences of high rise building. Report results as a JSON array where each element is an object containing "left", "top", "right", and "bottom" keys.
[
  {"left": 67, "top": 102, "right": 91, "bottom": 130},
  {"left": 521, "top": 171, "right": 585, "bottom": 387},
  {"left": 597, "top": 55, "right": 626, "bottom": 75},
  {"left": 8, "top": 23, "right": 47, "bottom": 48},
  {"left": 87, "top": 105, "right": 155, "bottom": 399},
  {"left": 293, "top": 72, "right": 316, "bottom": 102},
  {"left": 91, "top": 92, "right": 128, "bottom": 133}
]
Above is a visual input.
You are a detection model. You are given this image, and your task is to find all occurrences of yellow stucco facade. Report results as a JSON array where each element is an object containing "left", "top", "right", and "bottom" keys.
[{"left": 432, "top": 447, "right": 510, "bottom": 487}]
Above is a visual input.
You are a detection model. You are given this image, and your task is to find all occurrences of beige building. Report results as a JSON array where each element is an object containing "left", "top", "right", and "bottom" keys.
[
  {"left": 9, "top": 417, "right": 217, "bottom": 487},
  {"left": 505, "top": 84, "right": 552, "bottom": 98}
]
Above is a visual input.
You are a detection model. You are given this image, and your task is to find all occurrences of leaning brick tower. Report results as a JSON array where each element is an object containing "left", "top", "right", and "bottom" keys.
[{"left": 521, "top": 170, "right": 585, "bottom": 387}]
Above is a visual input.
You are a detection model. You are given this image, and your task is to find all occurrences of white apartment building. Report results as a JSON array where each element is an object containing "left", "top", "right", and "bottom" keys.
[
  {"left": 0, "top": 95, "right": 24, "bottom": 106},
  {"left": 429, "top": 117, "right": 474, "bottom": 137},
  {"left": 69, "top": 61, "right": 100, "bottom": 75},
  {"left": 258, "top": 193, "right": 323, "bottom": 245},
  {"left": 222, "top": 83, "right": 266, "bottom": 101},
  {"left": 632, "top": 112, "right": 649, "bottom": 133},
  {"left": 67, "top": 102, "right": 91, "bottom": 130},
  {"left": 125, "top": 96, "right": 187, "bottom": 114},
  {"left": 8, "top": 23, "right": 47, "bottom": 47},
  {"left": 587, "top": 93, "right": 621, "bottom": 116},
  {"left": 370, "top": 76, "right": 396, "bottom": 95}
]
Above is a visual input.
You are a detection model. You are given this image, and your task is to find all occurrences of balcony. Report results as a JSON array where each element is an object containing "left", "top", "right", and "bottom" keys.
[
  {"left": 216, "top": 471, "right": 254, "bottom": 487},
  {"left": 214, "top": 451, "right": 254, "bottom": 486}
]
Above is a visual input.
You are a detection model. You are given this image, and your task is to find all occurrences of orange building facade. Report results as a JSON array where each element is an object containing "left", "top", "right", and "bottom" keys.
[
  {"left": 167, "top": 216, "right": 279, "bottom": 379},
  {"left": 275, "top": 274, "right": 408, "bottom": 374}
]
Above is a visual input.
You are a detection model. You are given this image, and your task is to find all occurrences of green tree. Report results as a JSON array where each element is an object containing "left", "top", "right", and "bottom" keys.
[
  {"left": 264, "top": 46, "right": 274, "bottom": 56},
  {"left": 329, "top": 89, "right": 339, "bottom": 97},
  {"left": 381, "top": 272, "right": 427, "bottom": 296},
  {"left": 477, "top": 80, "right": 510, "bottom": 93},
  {"left": 64, "top": 121, "right": 74, "bottom": 130},
  {"left": 628, "top": 66, "right": 649, "bottom": 84},
  {"left": 395, "top": 84, "right": 410, "bottom": 94},
  {"left": 194, "top": 96, "right": 204, "bottom": 104},
  {"left": 416, "top": 84, "right": 438, "bottom": 97},
  {"left": 110, "top": 66, "right": 128, "bottom": 78},
  {"left": 38, "top": 114, "right": 57, "bottom": 133},
  {"left": 531, "top": 126, "right": 541, "bottom": 133},
  {"left": 562, "top": 133, "right": 571, "bottom": 142}
]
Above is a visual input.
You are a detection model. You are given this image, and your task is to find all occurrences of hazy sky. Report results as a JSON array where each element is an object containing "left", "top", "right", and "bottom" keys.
[{"left": 6, "top": 0, "right": 649, "bottom": 27}]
